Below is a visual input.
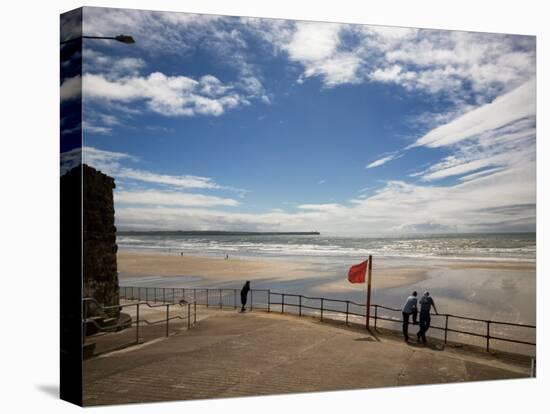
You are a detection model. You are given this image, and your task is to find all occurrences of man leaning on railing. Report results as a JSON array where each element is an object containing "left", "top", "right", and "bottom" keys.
[{"left": 417, "top": 292, "right": 438, "bottom": 344}]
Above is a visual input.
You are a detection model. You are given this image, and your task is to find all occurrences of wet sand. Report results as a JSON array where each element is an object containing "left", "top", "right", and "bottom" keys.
[
  {"left": 118, "top": 251, "right": 535, "bottom": 293},
  {"left": 117, "top": 252, "right": 432, "bottom": 290},
  {"left": 118, "top": 251, "right": 331, "bottom": 281},
  {"left": 117, "top": 251, "right": 535, "bottom": 355}
]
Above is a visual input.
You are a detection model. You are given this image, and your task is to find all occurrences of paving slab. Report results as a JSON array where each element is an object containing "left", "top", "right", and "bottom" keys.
[{"left": 83, "top": 309, "right": 531, "bottom": 406}]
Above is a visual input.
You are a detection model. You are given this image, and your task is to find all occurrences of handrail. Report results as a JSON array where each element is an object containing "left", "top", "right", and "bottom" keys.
[
  {"left": 118, "top": 286, "right": 536, "bottom": 354},
  {"left": 83, "top": 295, "right": 198, "bottom": 352}
]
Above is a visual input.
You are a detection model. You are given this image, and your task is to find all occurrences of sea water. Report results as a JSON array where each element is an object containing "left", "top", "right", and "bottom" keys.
[{"left": 117, "top": 233, "right": 535, "bottom": 263}]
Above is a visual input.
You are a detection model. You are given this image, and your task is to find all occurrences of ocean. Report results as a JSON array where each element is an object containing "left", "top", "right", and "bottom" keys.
[{"left": 117, "top": 233, "right": 536, "bottom": 263}]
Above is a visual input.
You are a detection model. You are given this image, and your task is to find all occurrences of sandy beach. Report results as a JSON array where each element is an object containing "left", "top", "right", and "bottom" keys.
[
  {"left": 118, "top": 250, "right": 535, "bottom": 320},
  {"left": 117, "top": 251, "right": 535, "bottom": 291},
  {"left": 117, "top": 251, "right": 436, "bottom": 290},
  {"left": 118, "top": 251, "right": 332, "bottom": 280}
]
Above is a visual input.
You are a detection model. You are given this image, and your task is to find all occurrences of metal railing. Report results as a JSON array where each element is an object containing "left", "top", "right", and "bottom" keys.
[
  {"left": 83, "top": 296, "right": 197, "bottom": 354},
  {"left": 119, "top": 286, "right": 536, "bottom": 354}
]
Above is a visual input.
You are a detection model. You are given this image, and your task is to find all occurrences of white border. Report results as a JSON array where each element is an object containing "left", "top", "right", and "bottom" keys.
[{"left": 1, "top": 0, "right": 547, "bottom": 412}]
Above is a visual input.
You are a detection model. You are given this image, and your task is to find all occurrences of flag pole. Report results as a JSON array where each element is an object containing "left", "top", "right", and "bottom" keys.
[{"left": 366, "top": 255, "right": 373, "bottom": 330}]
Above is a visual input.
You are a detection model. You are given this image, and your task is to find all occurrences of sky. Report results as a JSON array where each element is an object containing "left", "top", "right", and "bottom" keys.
[{"left": 60, "top": 7, "right": 536, "bottom": 235}]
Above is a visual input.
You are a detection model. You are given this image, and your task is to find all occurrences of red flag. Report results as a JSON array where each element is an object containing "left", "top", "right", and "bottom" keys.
[{"left": 348, "top": 259, "right": 368, "bottom": 283}]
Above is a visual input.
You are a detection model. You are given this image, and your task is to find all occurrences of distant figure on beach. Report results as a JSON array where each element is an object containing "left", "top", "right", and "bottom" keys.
[
  {"left": 401, "top": 291, "right": 418, "bottom": 342},
  {"left": 180, "top": 252, "right": 183, "bottom": 257},
  {"left": 240, "top": 281, "right": 250, "bottom": 312},
  {"left": 417, "top": 291, "right": 438, "bottom": 344},
  {"left": 225, "top": 253, "right": 229, "bottom": 260}
]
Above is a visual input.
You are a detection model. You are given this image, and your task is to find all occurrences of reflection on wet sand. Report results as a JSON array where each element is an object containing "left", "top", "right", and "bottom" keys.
[{"left": 118, "top": 251, "right": 535, "bottom": 354}]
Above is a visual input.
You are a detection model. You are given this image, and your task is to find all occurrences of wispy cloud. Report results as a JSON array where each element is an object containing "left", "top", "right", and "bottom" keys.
[
  {"left": 81, "top": 72, "right": 247, "bottom": 117},
  {"left": 115, "top": 189, "right": 240, "bottom": 207},
  {"left": 80, "top": 146, "right": 248, "bottom": 194},
  {"left": 366, "top": 153, "right": 402, "bottom": 169},
  {"left": 254, "top": 20, "right": 534, "bottom": 104},
  {"left": 410, "top": 78, "right": 536, "bottom": 149}
]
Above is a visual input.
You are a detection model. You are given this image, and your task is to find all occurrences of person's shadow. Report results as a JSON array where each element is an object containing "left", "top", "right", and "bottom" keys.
[{"left": 36, "top": 384, "right": 59, "bottom": 399}]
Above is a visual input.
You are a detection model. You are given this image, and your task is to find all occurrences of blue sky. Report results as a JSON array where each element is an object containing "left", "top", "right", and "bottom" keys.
[{"left": 61, "top": 7, "right": 536, "bottom": 234}]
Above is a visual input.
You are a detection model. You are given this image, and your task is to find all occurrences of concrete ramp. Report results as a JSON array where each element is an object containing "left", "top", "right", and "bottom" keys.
[{"left": 83, "top": 310, "right": 530, "bottom": 406}]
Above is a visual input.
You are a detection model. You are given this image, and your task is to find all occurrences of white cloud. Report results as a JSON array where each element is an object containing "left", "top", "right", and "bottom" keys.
[
  {"left": 421, "top": 156, "right": 504, "bottom": 181},
  {"left": 82, "top": 121, "right": 111, "bottom": 135},
  {"left": 366, "top": 153, "right": 402, "bottom": 169},
  {"left": 82, "top": 72, "right": 246, "bottom": 117},
  {"left": 116, "top": 168, "right": 221, "bottom": 189},
  {"left": 81, "top": 146, "right": 233, "bottom": 191},
  {"left": 276, "top": 21, "right": 365, "bottom": 86},
  {"left": 285, "top": 22, "right": 341, "bottom": 62},
  {"left": 251, "top": 19, "right": 535, "bottom": 104},
  {"left": 80, "top": 8, "right": 535, "bottom": 106},
  {"left": 412, "top": 78, "right": 536, "bottom": 148},
  {"left": 83, "top": 49, "right": 146, "bottom": 77},
  {"left": 114, "top": 163, "right": 535, "bottom": 233},
  {"left": 115, "top": 190, "right": 240, "bottom": 207},
  {"left": 60, "top": 76, "right": 81, "bottom": 101},
  {"left": 458, "top": 167, "right": 505, "bottom": 182}
]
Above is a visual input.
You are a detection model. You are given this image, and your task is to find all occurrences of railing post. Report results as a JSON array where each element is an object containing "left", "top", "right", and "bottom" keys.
[
  {"left": 155, "top": 288, "right": 158, "bottom": 303},
  {"left": 193, "top": 288, "right": 197, "bottom": 304},
  {"left": 188, "top": 303, "right": 191, "bottom": 329},
  {"left": 486, "top": 321, "right": 491, "bottom": 352},
  {"left": 250, "top": 290, "right": 253, "bottom": 311},
  {"left": 374, "top": 305, "right": 378, "bottom": 330},
  {"left": 268, "top": 290, "right": 271, "bottom": 312},
  {"left": 282, "top": 294, "right": 285, "bottom": 314},
  {"left": 320, "top": 298, "right": 324, "bottom": 321},
  {"left": 182, "top": 288, "right": 186, "bottom": 302},
  {"left": 172, "top": 288, "right": 175, "bottom": 304},
  {"left": 163, "top": 288, "right": 166, "bottom": 303},
  {"left": 346, "top": 301, "right": 349, "bottom": 326},
  {"left": 299, "top": 295, "right": 302, "bottom": 317},
  {"left": 444, "top": 315, "right": 449, "bottom": 344},
  {"left": 234, "top": 289, "right": 237, "bottom": 309},
  {"left": 166, "top": 304, "right": 169, "bottom": 337},
  {"left": 138, "top": 287, "right": 141, "bottom": 301},
  {"left": 194, "top": 301, "right": 197, "bottom": 324},
  {"left": 219, "top": 289, "right": 223, "bottom": 309},
  {"left": 136, "top": 303, "right": 140, "bottom": 344}
]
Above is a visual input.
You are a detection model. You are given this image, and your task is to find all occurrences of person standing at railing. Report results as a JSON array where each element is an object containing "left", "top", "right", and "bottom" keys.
[
  {"left": 417, "top": 292, "right": 438, "bottom": 344},
  {"left": 240, "top": 281, "right": 250, "bottom": 312},
  {"left": 401, "top": 291, "right": 418, "bottom": 342}
]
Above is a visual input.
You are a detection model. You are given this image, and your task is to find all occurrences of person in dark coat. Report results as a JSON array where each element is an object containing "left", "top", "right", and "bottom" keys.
[
  {"left": 240, "top": 281, "right": 250, "bottom": 312},
  {"left": 417, "top": 291, "right": 439, "bottom": 343},
  {"left": 401, "top": 291, "right": 418, "bottom": 342}
]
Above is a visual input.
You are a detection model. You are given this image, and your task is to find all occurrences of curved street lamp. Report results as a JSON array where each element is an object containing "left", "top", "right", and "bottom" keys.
[{"left": 60, "top": 34, "right": 135, "bottom": 45}]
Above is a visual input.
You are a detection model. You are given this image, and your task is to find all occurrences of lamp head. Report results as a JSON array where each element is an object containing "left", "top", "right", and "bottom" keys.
[{"left": 115, "top": 35, "right": 135, "bottom": 44}]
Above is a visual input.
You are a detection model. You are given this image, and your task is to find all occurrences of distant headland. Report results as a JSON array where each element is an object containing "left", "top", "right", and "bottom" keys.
[{"left": 118, "top": 230, "right": 321, "bottom": 236}]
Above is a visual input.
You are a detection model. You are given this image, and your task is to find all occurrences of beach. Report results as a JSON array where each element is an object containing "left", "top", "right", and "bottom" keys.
[
  {"left": 117, "top": 251, "right": 430, "bottom": 290},
  {"left": 118, "top": 250, "right": 535, "bottom": 321},
  {"left": 118, "top": 249, "right": 535, "bottom": 354}
]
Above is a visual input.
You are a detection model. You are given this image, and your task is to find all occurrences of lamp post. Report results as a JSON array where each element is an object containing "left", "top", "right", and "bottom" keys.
[{"left": 60, "top": 34, "right": 135, "bottom": 45}]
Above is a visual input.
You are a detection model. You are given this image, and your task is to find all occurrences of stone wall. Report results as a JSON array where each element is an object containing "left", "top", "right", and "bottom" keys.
[{"left": 82, "top": 164, "right": 119, "bottom": 316}]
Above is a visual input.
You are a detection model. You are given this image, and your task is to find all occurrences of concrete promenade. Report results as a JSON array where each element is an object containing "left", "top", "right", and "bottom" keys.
[{"left": 83, "top": 308, "right": 531, "bottom": 406}]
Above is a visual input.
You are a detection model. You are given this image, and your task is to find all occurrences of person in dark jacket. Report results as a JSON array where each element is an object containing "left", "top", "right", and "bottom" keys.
[
  {"left": 401, "top": 291, "right": 418, "bottom": 342},
  {"left": 417, "top": 291, "right": 438, "bottom": 343},
  {"left": 240, "top": 281, "right": 251, "bottom": 312}
]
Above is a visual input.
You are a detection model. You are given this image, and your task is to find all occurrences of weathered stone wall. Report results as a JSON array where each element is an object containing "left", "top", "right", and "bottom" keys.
[{"left": 83, "top": 164, "right": 119, "bottom": 316}]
